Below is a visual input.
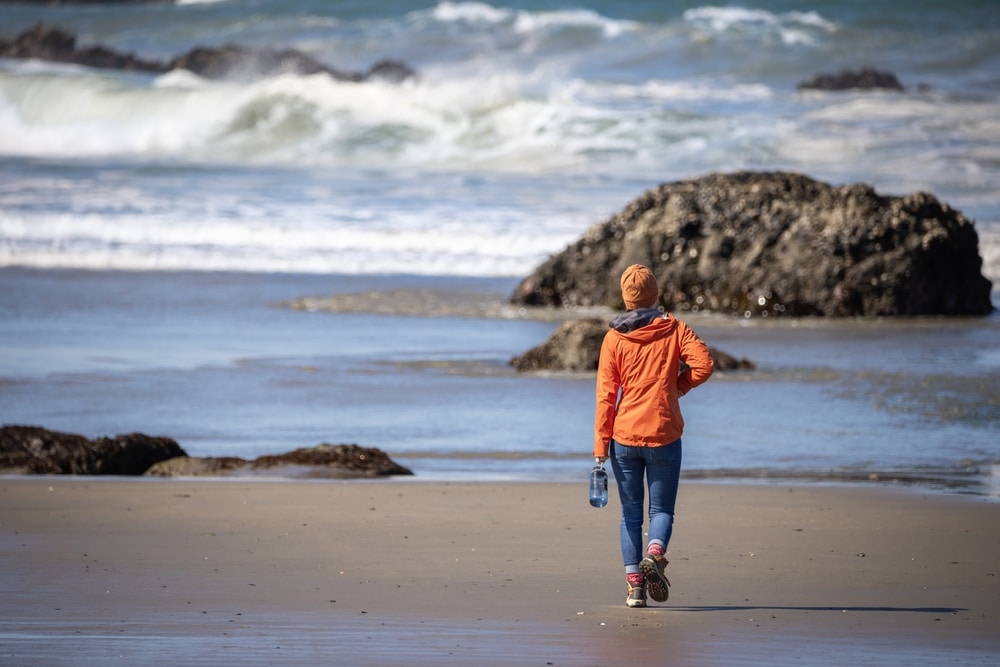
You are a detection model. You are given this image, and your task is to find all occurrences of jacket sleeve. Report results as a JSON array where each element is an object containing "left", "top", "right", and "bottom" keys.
[
  {"left": 676, "top": 322, "right": 714, "bottom": 396},
  {"left": 593, "top": 332, "right": 619, "bottom": 458}
]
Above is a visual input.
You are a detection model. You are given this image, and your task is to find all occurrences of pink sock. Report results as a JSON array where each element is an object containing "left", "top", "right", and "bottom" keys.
[
  {"left": 627, "top": 572, "right": 645, "bottom": 586},
  {"left": 648, "top": 544, "right": 664, "bottom": 557}
]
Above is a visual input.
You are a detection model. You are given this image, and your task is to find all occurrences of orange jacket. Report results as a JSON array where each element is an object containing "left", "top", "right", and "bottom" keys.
[{"left": 594, "top": 311, "right": 714, "bottom": 457}]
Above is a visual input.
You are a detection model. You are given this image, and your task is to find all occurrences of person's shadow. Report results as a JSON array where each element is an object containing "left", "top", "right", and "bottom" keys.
[{"left": 666, "top": 605, "right": 964, "bottom": 613}]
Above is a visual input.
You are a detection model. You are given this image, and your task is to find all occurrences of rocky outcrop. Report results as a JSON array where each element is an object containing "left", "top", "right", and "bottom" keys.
[
  {"left": 0, "top": 23, "right": 415, "bottom": 82},
  {"left": 146, "top": 444, "right": 413, "bottom": 479},
  {"left": 0, "top": 1, "right": 171, "bottom": 4},
  {"left": 510, "top": 319, "right": 609, "bottom": 372},
  {"left": 0, "top": 425, "right": 185, "bottom": 475},
  {"left": 0, "top": 0, "right": 170, "bottom": 5},
  {"left": 168, "top": 45, "right": 414, "bottom": 83},
  {"left": 144, "top": 456, "right": 247, "bottom": 477},
  {"left": 1, "top": 426, "right": 413, "bottom": 478},
  {"left": 510, "top": 319, "right": 754, "bottom": 373},
  {"left": 510, "top": 172, "right": 993, "bottom": 318},
  {"left": 798, "top": 68, "right": 906, "bottom": 91}
]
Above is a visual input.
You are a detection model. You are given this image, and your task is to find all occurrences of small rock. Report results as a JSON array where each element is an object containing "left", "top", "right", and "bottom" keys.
[
  {"left": 510, "top": 318, "right": 754, "bottom": 373},
  {"left": 797, "top": 68, "right": 906, "bottom": 91}
]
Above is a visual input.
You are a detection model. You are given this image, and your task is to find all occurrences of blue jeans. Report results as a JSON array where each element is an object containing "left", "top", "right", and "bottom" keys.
[{"left": 610, "top": 438, "right": 682, "bottom": 570}]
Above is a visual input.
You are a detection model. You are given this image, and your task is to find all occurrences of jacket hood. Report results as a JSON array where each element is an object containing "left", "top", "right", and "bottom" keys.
[{"left": 609, "top": 307, "right": 675, "bottom": 338}]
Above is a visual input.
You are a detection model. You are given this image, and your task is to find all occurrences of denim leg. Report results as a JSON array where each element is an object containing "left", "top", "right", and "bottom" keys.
[
  {"left": 610, "top": 440, "right": 645, "bottom": 568},
  {"left": 645, "top": 439, "right": 682, "bottom": 551}
]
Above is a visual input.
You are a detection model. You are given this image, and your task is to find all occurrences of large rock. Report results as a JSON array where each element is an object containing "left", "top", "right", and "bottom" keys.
[
  {"left": 510, "top": 319, "right": 754, "bottom": 372},
  {"left": 0, "top": 425, "right": 186, "bottom": 475},
  {"left": 146, "top": 444, "right": 413, "bottom": 479},
  {"left": 0, "top": 24, "right": 415, "bottom": 82},
  {"left": 510, "top": 172, "right": 993, "bottom": 317}
]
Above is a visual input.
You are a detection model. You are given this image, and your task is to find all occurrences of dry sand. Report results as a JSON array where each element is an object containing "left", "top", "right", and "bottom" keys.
[{"left": 1, "top": 478, "right": 998, "bottom": 666}]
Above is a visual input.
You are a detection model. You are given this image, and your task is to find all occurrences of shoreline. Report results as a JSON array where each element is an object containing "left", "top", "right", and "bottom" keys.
[
  {"left": 2, "top": 479, "right": 997, "bottom": 665},
  {"left": 4, "top": 462, "right": 998, "bottom": 503},
  {"left": 4, "top": 453, "right": 999, "bottom": 503}
]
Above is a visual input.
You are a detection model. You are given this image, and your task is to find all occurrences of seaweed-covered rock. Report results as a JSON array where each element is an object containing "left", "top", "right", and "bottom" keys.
[
  {"left": 510, "top": 172, "right": 993, "bottom": 317},
  {"left": 1, "top": 426, "right": 412, "bottom": 478},
  {"left": 0, "top": 425, "right": 185, "bottom": 475},
  {"left": 510, "top": 319, "right": 609, "bottom": 372},
  {"left": 252, "top": 443, "right": 413, "bottom": 477},
  {"left": 146, "top": 444, "right": 413, "bottom": 478}
]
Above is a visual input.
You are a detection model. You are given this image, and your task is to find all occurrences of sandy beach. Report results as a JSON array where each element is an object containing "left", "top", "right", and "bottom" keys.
[
  {"left": 1, "top": 479, "right": 997, "bottom": 666},
  {"left": 3, "top": 2, "right": 999, "bottom": 665}
]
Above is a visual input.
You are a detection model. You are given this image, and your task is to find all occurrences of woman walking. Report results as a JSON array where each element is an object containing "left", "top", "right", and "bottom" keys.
[{"left": 594, "top": 264, "right": 715, "bottom": 607}]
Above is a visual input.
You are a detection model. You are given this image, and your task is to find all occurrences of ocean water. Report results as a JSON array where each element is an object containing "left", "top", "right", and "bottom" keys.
[{"left": 1, "top": 1, "right": 998, "bottom": 496}]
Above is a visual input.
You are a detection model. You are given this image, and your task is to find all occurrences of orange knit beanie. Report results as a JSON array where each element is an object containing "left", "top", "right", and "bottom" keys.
[{"left": 620, "top": 264, "right": 658, "bottom": 310}]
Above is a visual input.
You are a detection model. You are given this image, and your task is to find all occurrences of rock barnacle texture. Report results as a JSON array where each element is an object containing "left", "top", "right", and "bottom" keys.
[{"left": 510, "top": 171, "right": 993, "bottom": 318}]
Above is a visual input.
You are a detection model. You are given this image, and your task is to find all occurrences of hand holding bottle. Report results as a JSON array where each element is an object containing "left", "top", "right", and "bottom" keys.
[{"left": 589, "top": 462, "right": 608, "bottom": 508}]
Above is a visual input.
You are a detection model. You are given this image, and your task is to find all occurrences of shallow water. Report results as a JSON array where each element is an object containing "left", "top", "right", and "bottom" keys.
[
  {"left": 2, "top": 3, "right": 999, "bottom": 499},
  {"left": 1, "top": 268, "right": 997, "bottom": 498}
]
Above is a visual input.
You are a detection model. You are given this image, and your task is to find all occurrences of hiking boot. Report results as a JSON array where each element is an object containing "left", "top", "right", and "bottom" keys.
[
  {"left": 639, "top": 554, "right": 670, "bottom": 602},
  {"left": 626, "top": 580, "right": 647, "bottom": 608}
]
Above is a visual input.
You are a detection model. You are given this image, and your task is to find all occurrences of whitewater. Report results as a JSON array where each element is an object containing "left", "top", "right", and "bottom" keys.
[{"left": 1, "top": 0, "right": 998, "bottom": 280}]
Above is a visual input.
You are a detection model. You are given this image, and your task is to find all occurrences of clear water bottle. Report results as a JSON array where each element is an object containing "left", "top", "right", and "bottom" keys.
[{"left": 589, "top": 464, "right": 608, "bottom": 508}]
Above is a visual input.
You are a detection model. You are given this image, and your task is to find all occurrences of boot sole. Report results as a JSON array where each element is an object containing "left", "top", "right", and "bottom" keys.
[{"left": 640, "top": 557, "right": 670, "bottom": 602}]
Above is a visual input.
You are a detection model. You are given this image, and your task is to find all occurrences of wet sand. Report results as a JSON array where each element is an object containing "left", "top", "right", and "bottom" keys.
[{"left": 1, "top": 479, "right": 998, "bottom": 666}]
